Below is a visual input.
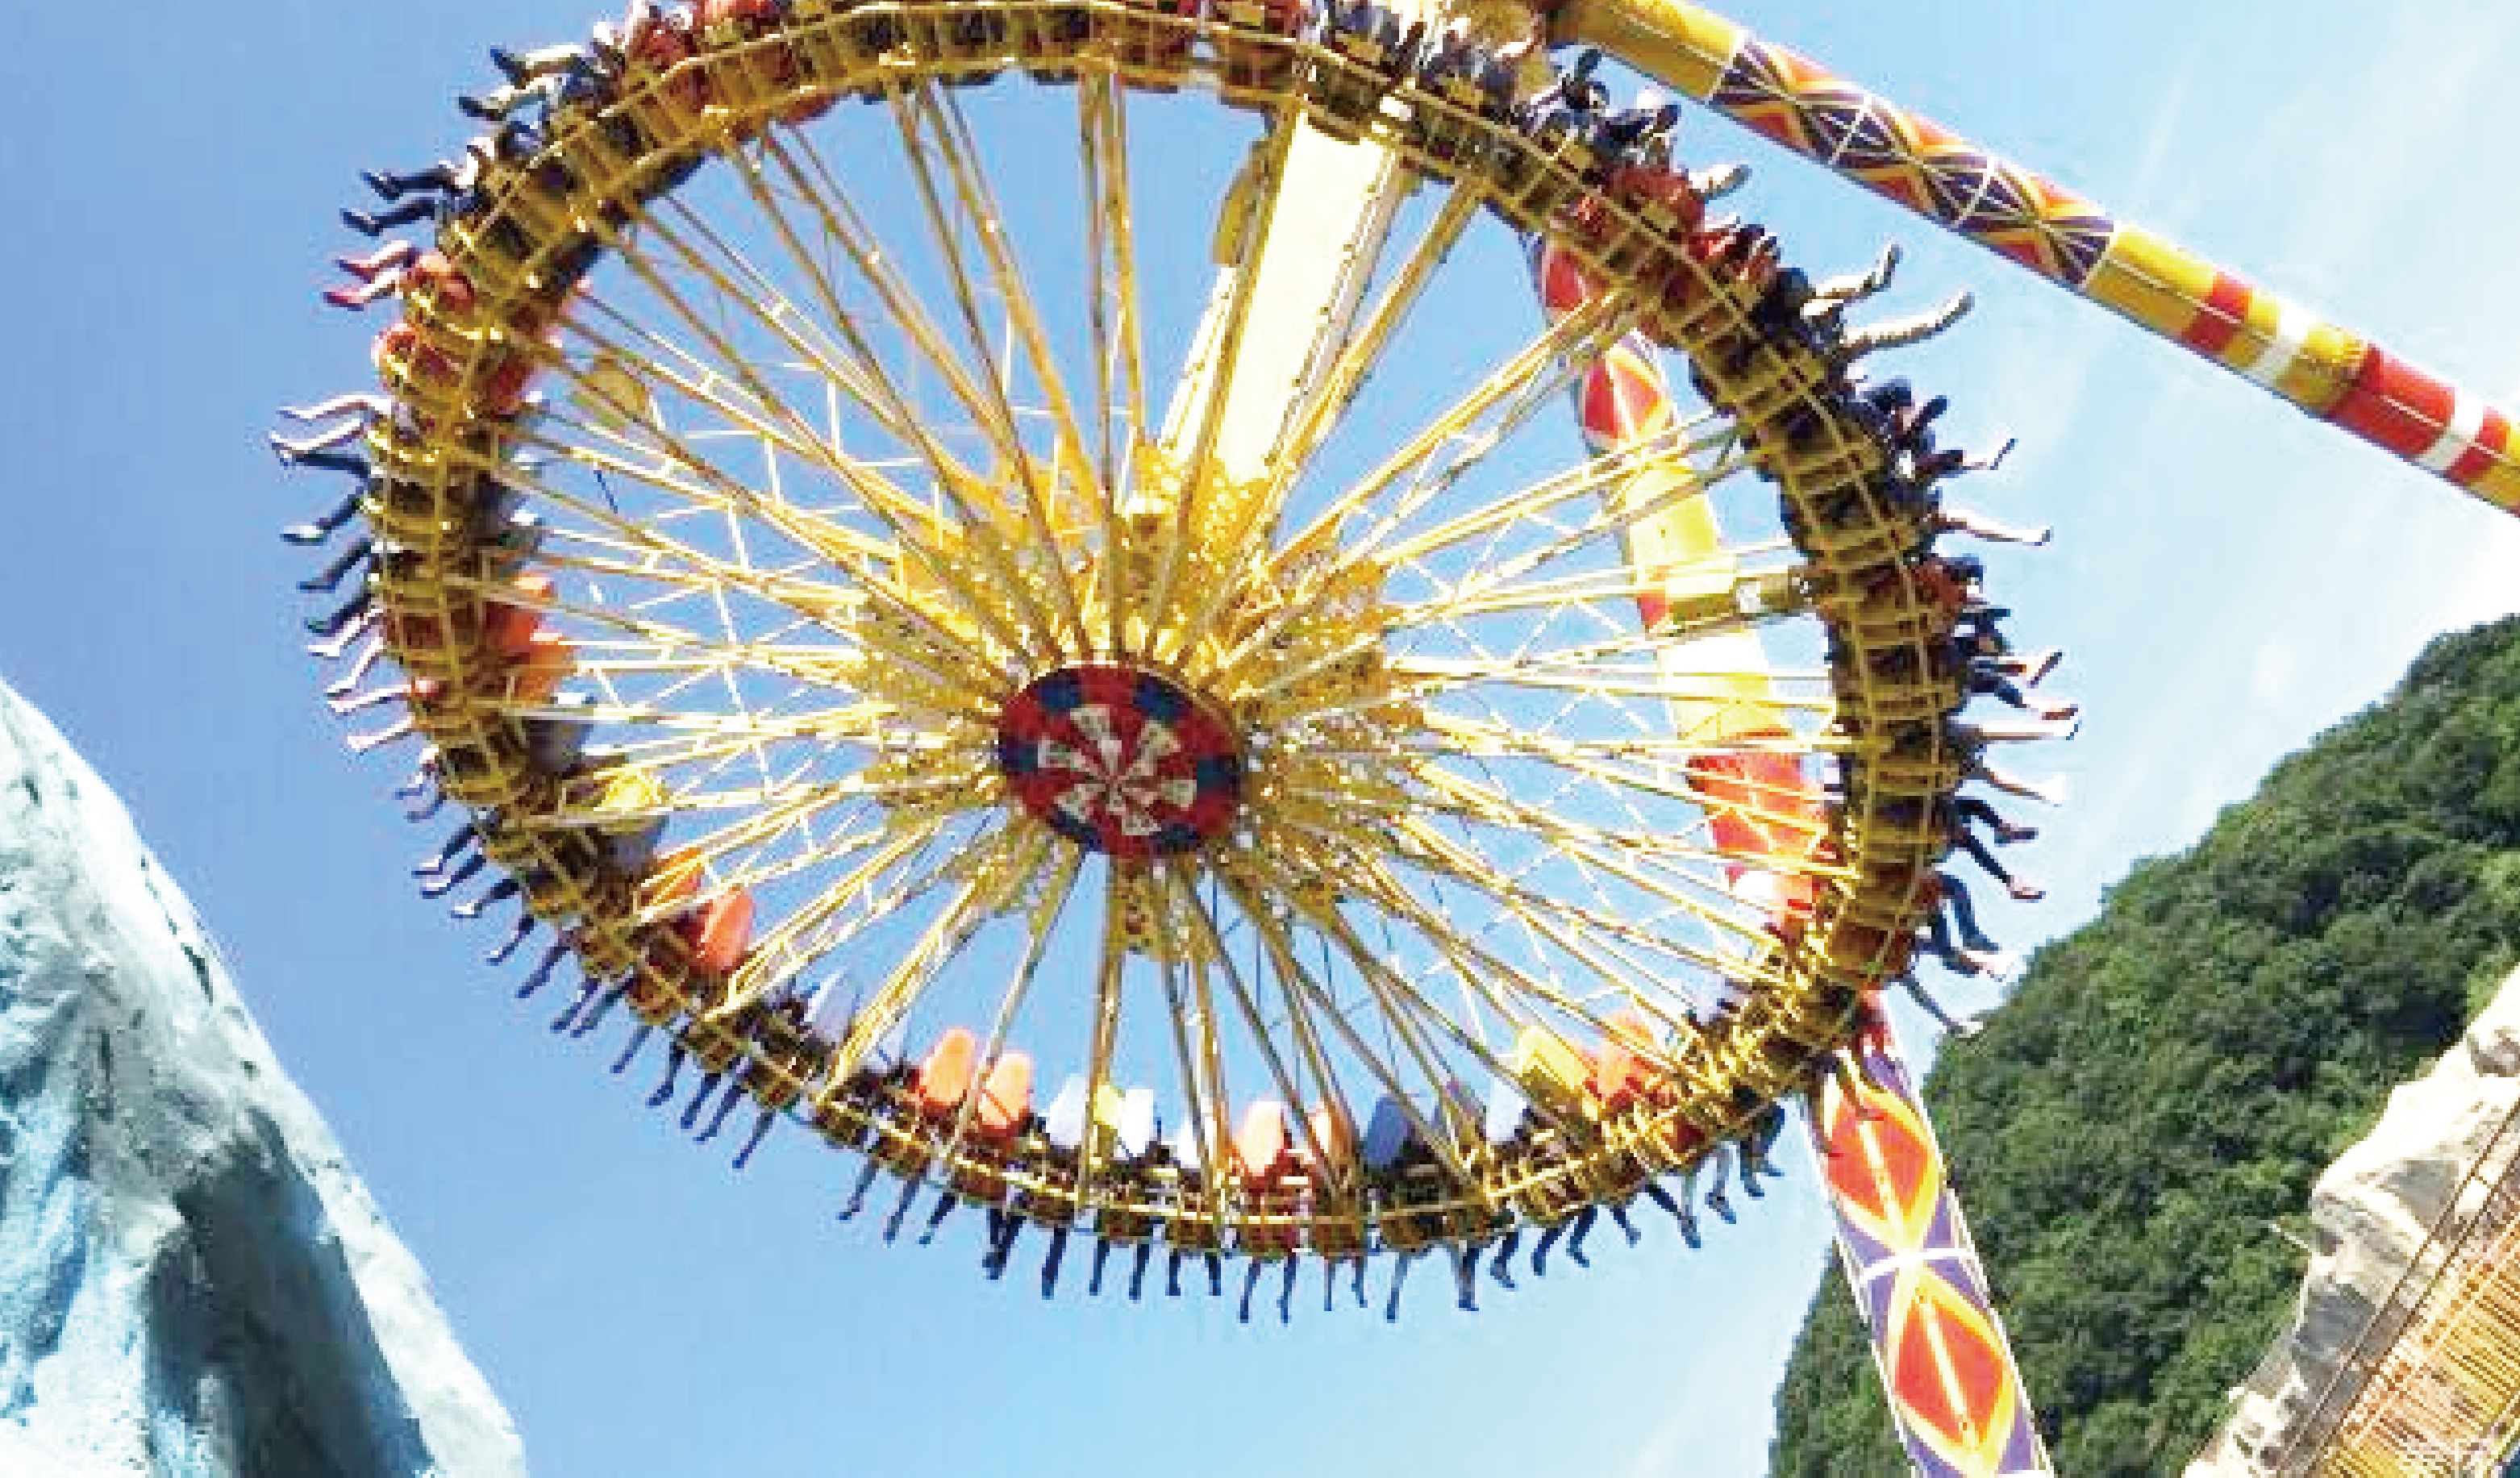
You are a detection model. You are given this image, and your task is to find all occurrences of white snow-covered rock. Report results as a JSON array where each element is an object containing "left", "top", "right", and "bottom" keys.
[
  {"left": 2188, "top": 965, "right": 2520, "bottom": 1476},
  {"left": 0, "top": 684, "right": 523, "bottom": 1477}
]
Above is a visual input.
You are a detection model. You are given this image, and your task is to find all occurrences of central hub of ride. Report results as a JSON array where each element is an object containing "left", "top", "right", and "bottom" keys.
[{"left": 994, "top": 664, "right": 1243, "bottom": 860}]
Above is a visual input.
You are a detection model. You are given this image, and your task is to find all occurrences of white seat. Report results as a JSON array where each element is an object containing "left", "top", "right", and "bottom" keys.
[
  {"left": 1042, "top": 1073, "right": 1090, "bottom": 1151},
  {"left": 1116, "top": 1087, "right": 1157, "bottom": 1159}
]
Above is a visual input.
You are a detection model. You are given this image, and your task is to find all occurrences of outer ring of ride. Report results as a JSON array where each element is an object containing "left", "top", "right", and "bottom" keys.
[{"left": 352, "top": 0, "right": 1968, "bottom": 1244}]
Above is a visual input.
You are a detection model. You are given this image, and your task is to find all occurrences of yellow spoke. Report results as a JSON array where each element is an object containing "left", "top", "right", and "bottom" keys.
[
  {"left": 1393, "top": 814, "right": 1792, "bottom": 977},
  {"left": 935, "top": 846, "right": 1083, "bottom": 1195},
  {"left": 1221, "top": 874, "right": 1472, "bottom": 1184},
  {"left": 887, "top": 81, "right": 1093, "bottom": 650},
  {"left": 714, "top": 826, "right": 939, "bottom": 1018},
  {"left": 826, "top": 865, "right": 1002, "bottom": 1085},
  {"left": 1165, "top": 864, "right": 1333, "bottom": 1174}
]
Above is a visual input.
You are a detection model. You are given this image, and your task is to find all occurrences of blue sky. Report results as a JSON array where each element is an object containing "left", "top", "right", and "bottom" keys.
[{"left": 3, "top": 3, "right": 2518, "bottom": 1476}]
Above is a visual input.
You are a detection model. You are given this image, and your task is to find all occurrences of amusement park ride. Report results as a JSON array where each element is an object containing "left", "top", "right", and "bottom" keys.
[{"left": 272, "top": 1, "right": 2520, "bottom": 1472}]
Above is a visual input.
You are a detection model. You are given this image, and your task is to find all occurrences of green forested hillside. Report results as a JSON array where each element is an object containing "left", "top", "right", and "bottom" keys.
[{"left": 1770, "top": 614, "right": 2520, "bottom": 1476}]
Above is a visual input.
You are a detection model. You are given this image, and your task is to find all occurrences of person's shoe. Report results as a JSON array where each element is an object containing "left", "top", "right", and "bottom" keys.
[
  {"left": 458, "top": 94, "right": 502, "bottom": 123},
  {"left": 490, "top": 45, "right": 530, "bottom": 84},
  {"left": 2039, "top": 700, "right": 2081, "bottom": 722},
  {"left": 341, "top": 208, "right": 385, "bottom": 237},
  {"left": 1995, "top": 822, "right": 2039, "bottom": 844},
  {"left": 281, "top": 523, "right": 327, "bottom": 545},
  {"left": 360, "top": 170, "right": 401, "bottom": 201},
  {"left": 2007, "top": 880, "right": 2045, "bottom": 902}
]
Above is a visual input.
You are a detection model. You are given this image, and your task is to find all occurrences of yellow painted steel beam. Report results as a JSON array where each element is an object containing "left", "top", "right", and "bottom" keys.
[{"left": 1558, "top": 0, "right": 2520, "bottom": 518}]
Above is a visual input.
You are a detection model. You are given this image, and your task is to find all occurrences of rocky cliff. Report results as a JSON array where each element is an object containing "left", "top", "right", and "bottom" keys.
[
  {"left": 0, "top": 684, "right": 522, "bottom": 1476},
  {"left": 2189, "top": 963, "right": 2520, "bottom": 1475}
]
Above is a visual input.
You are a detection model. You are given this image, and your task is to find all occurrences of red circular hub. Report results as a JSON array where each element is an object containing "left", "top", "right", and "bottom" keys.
[{"left": 994, "top": 664, "right": 1243, "bottom": 860}]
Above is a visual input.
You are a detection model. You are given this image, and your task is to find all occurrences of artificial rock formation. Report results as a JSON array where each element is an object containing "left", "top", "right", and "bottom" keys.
[
  {"left": 2189, "top": 964, "right": 2520, "bottom": 1475},
  {"left": 0, "top": 683, "right": 523, "bottom": 1476}
]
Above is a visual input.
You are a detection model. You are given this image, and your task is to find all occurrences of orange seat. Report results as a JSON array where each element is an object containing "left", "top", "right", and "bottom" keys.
[
  {"left": 1586, "top": 1011, "right": 1656, "bottom": 1112},
  {"left": 1234, "top": 1100, "right": 1292, "bottom": 1189},
  {"left": 507, "top": 629, "right": 575, "bottom": 705},
  {"left": 973, "top": 1051, "right": 1033, "bottom": 1139},
  {"left": 674, "top": 887, "right": 753, "bottom": 976},
  {"left": 483, "top": 573, "right": 556, "bottom": 657},
  {"left": 1305, "top": 1102, "right": 1355, "bottom": 1174},
  {"left": 914, "top": 1027, "right": 979, "bottom": 1117}
]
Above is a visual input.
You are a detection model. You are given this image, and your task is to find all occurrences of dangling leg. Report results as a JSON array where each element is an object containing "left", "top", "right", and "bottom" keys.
[
  {"left": 282, "top": 391, "right": 396, "bottom": 423},
  {"left": 298, "top": 536, "right": 375, "bottom": 594},
  {"left": 414, "top": 820, "right": 477, "bottom": 879},
  {"left": 331, "top": 241, "right": 420, "bottom": 281},
  {"left": 394, "top": 750, "right": 439, "bottom": 802},
  {"left": 283, "top": 485, "right": 371, "bottom": 544},
  {"left": 1564, "top": 1205, "right": 1597, "bottom": 1267},
  {"left": 1531, "top": 1221, "right": 1566, "bottom": 1276},
  {"left": 1938, "top": 504, "right": 2050, "bottom": 547},
  {"left": 881, "top": 1168, "right": 923, "bottom": 1243},
  {"left": 309, "top": 605, "right": 377, "bottom": 660},
  {"left": 452, "top": 875, "right": 521, "bottom": 920},
  {"left": 272, "top": 416, "right": 376, "bottom": 460},
  {"left": 1901, "top": 975, "right": 1980, "bottom": 1037},
  {"left": 1239, "top": 1259, "right": 1261, "bottom": 1323},
  {"left": 1451, "top": 1242, "right": 1480, "bottom": 1313},
  {"left": 1835, "top": 290, "right": 1972, "bottom": 361},
  {"left": 485, "top": 910, "right": 536, "bottom": 965},
  {"left": 552, "top": 972, "right": 609, "bottom": 1035},
  {"left": 839, "top": 1155, "right": 885, "bottom": 1221},
  {"left": 1204, "top": 1251, "right": 1223, "bottom": 1297},
  {"left": 403, "top": 779, "right": 445, "bottom": 822},
  {"left": 647, "top": 1042, "right": 685, "bottom": 1110},
  {"left": 1165, "top": 1248, "right": 1185, "bottom": 1297},
  {"left": 1089, "top": 1238, "right": 1114, "bottom": 1296},
  {"left": 346, "top": 714, "right": 417, "bottom": 755},
  {"left": 306, "top": 587, "right": 375, "bottom": 639},
  {"left": 1810, "top": 241, "right": 1898, "bottom": 307},
  {"left": 731, "top": 1107, "right": 777, "bottom": 1169},
  {"left": 323, "top": 635, "right": 392, "bottom": 697},
  {"left": 514, "top": 939, "right": 568, "bottom": 999},
  {"left": 274, "top": 443, "right": 373, "bottom": 478},
  {"left": 1703, "top": 1147, "right": 1735, "bottom": 1222},
  {"left": 1488, "top": 1228, "right": 1520, "bottom": 1290},
  {"left": 1127, "top": 1241, "right": 1152, "bottom": 1300},
  {"left": 329, "top": 681, "right": 412, "bottom": 718},
  {"left": 677, "top": 1070, "right": 723, "bottom": 1131},
  {"left": 1608, "top": 1201, "right": 1641, "bottom": 1247},
  {"left": 609, "top": 1020, "right": 654, "bottom": 1074},
  {"left": 1277, "top": 1257, "right": 1295, "bottom": 1323},
  {"left": 1384, "top": 1247, "right": 1418, "bottom": 1322},
  {"left": 1039, "top": 1226, "right": 1068, "bottom": 1298},
  {"left": 567, "top": 980, "right": 627, "bottom": 1037},
  {"left": 919, "top": 1188, "right": 960, "bottom": 1245}
]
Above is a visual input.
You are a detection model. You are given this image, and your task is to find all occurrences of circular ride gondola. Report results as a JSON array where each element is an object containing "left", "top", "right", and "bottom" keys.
[{"left": 277, "top": 0, "right": 2063, "bottom": 1318}]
